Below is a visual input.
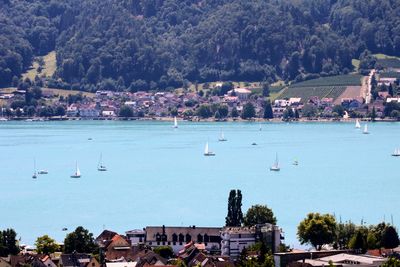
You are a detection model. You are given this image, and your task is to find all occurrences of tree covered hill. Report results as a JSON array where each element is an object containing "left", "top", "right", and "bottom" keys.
[{"left": 1, "top": 0, "right": 400, "bottom": 91}]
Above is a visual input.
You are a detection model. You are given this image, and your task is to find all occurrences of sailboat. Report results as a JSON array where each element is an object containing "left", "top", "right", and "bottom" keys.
[
  {"left": 97, "top": 153, "right": 107, "bottom": 171},
  {"left": 270, "top": 153, "right": 280, "bottom": 171},
  {"left": 38, "top": 170, "right": 48, "bottom": 174},
  {"left": 218, "top": 131, "right": 227, "bottom": 142},
  {"left": 32, "top": 159, "right": 37, "bottom": 179},
  {"left": 392, "top": 148, "right": 400, "bottom": 157},
  {"left": 204, "top": 142, "right": 215, "bottom": 156},
  {"left": 173, "top": 117, "right": 178, "bottom": 128},
  {"left": 70, "top": 162, "right": 81, "bottom": 178},
  {"left": 259, "top": 123, "right": 262, "bottom": 131},
  {"left": 355, "top": 119, "right": 361, "bottom": 129},
  {"left": 363, "top": 124, "right": 369, "bottom": 134},
  {"left": 293, "top": 159, "right": 299, "bottom": 166}
]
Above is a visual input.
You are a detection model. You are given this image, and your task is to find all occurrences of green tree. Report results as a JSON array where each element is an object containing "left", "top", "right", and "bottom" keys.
[
  {"left": 381, "top": 226, "right": 400, "bottom": 249},
  {"left": 302, "top": 104, "right": 317, "bottom": 118},
  {"left": 332, "top": 105, "right": 345, "bottom": 117},
  {"left": 231, "top": 107, "right": 239, "bottom": 118},
  {"left": 225, "top": 189, "right": 243, "bottom": 227},
  {"left": 262, "top": 82, "right": 270, "bottom": 97},
  {"left": 241, "top": 103, "right": 256, "bottom": 119},
  {"left": 349, "top": 230, "right": 367, "bottom": 253},
  {"left": 64, "top": 226, "right": 98, "bottom": 253},
  {"left": 244, "top": 205, "right": 277, "bottom": 226},
  {"left": 119, "top": 105, "right": 134, "bottom": 117},
  {"left": 334, "top": 222, "right": 356, "bottom": 249},
  {"left": 153, "top": 246, "right": 174, "bottom": 259},
  {"left": 0, "top": 229, "right": 20, "bottom": 256},
  {"left": 382, "top": 257, "right": 400, "bottom": 267},
  {"left": 263, "top": 101, "right": 273, "bottom": 119},
  {"left": 297, "top": 213, "right": 337, "bottom": 250},
  {"left": 196, "top": 104, "right": 212, "bottom": 118},
  {"left": 35, "top": 235, "right": 60, "bottom": 254}
]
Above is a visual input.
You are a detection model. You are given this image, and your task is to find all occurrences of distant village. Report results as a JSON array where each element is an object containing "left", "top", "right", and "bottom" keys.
[{"left": 0, "top": 63, "right": 400, "bottom": 121}]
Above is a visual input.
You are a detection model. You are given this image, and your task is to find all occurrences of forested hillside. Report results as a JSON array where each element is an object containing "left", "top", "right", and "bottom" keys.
[{"left": 1, "top": 0, "right": 400, "bottom": 91}]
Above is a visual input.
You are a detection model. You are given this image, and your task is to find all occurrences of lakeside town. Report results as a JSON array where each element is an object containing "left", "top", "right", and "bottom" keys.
[
  {"left": 1, "top": 190, "right": 399, "bottom": 267},
  {"left": 1, "top": 57, "right": 400, "bottom": 122}
]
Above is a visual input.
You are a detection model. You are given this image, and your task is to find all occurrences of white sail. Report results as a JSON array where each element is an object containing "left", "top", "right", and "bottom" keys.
[
  {"left": 259, "top": 123, "right": 262, "bottom": 131},
  {"left": 204, "top": 142, "right": 209, "bottom": 154},
  {"left": 355, "top": 119, "right": 361, "bottom": 128},
  {"left": 173, "top": 117, "right": 178, "bottom": 128},
  {"left": 363, "top": 124, "right": 369, "bottom": 134},
  {"left": 270, "top": 153, "right": 280, "bottom": 171},
  {"left": 219, "top": 131, "right": 227, "bottom": 141}
]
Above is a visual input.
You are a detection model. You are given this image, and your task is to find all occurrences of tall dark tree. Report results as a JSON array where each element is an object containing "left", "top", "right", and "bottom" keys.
[
  {"left": 0, "top": 229, "right": 20, "bottom": 256},
  {"left": 225, "top": 189, "right": 243, "bottom": 227},
  {"left": 263, "top": 100, "right": 274, "bottom": 119},
  {"left": 64, "top": 226, "right": 98, "bottom": 253},
  {"left": 381, "top": 226, "right": 400, "bottom": 249}
]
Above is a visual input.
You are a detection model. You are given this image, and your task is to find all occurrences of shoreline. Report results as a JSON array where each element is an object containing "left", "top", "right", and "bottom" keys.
[{"left": 1, "top": 116, "right": 399, "bottom": 123}]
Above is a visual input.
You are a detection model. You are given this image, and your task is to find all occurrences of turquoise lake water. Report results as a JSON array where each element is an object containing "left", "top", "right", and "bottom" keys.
[{"left": 0, "top": 120, "right": 399, "bottom": 248}]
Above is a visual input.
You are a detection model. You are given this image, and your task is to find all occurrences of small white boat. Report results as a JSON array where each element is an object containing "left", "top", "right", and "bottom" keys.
[
  {"left": 218, "top": 131, "right": 227, "bottom": 142},
  {"left": 392, "top": 148, "right": 400, "bottom": 157},
  {"left": 0, "top": 117, "right": 8, "bottom": 122},
  {"left": 270, "top": 153, "right": 280, "bottom": 171},
  {"left": 32, "top": 159, "right": 37, "bottom": 179},
  {"left": 173, "top": 117, "right": 178, "bottom": 128},
  {"left": 97, "top": 153, "right": 107, "bottom": 171},
  {"left": 71, "top": 162, "right": 81, "bottom": 178},
  {"left": 252, "top": 142, "right": 257, "bottom": 146},
  {"left": 38, "top": 170, "right": 48, "bottom": 175},
  {"left": 259, "top": 123, "right": 262, "bottom": 131},
  {"left": 355, "top": 119, "right": 361, "bottom": 129},
  {"left": 293, "top": 159, "right": 299, "bottom": 166},
  {"left": 204, "top": 142, "right": 215, "bottom": 156},
  {"left": 363, "top": 124, "right": 369, "bottom": 134}
]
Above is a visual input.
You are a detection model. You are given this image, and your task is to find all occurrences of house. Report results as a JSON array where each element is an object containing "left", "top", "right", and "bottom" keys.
[
  {"left": 298, "top": 253, "right": 386, "bottom": 267},
  {"left": 66, "top": 105, "right": 79, "bottom": 117},
  {"left": 125, "top": 229, "right": 146, "bottom": 245},
  {"left": 102, "top": 109, "right": 116, "bottom": 117},
  {"left": 378, "top": 77, "right": 397, "bottom": 86},
  {"left": 132, "top": 250, "right": 168, "bottom": 267},
  {"left": 41, "top": 255, "right": 57, "bottom": 267},
  {"left": 105, "top": 263, "right": 137, "bottom": 267},
  {"left": 228, "top": 88, "right": 251, "bottom": 101},
  {"left": 221, "top": 224, "right": 283, "bottom": 261},
  {"left": 145, "top": 226, "right": 222, "bottom": 254},
  {"left": 95, "top": 230, "right": 118, "bottom": 246},
  {"left": 178, "top": 242, "right": 234, "bottom": 267},
  {"left": 220, "top": 226, "right": 256, "bottom": 260},
  {"left": 59, "top": 253, "right": 91, "bottom": 267},
  {"left": 102, "top": 234, "right": 134, "bottom": 261}
]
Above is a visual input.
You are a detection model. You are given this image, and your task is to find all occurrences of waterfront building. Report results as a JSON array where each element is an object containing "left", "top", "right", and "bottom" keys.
[
  {"left": 145, "top": 226, "right": 221, "bottom": 254},
  {"left": 221, "top": 223, "right": 283, "bottom": 260}
]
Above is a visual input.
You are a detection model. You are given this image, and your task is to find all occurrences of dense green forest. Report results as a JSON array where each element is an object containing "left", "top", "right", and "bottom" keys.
[{"left": 1, "top": 0, "right": 400, "bottom": 91}]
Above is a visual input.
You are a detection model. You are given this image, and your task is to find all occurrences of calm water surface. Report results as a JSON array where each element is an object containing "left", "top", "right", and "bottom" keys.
[{"left": 0, "top": 120, "right": 399, "bottom": 247}]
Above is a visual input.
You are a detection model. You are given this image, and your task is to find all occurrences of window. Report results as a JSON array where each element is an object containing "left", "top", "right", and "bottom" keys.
[
  {"left": 92, "top": 263, "right": 95, "bottom": 267},
  {"left": 157, "top": 242, "right": 160, "bottom": 245},
  {"left": 168, "top": 242, "right": 171, "bottom": 245},
  {"left": 149, "top": 242, "right": 152, "bottom": 245},
  {"left": 179, "top": 234, "right": 184, "bottom": 242},
  {"left": 172, "top": 233, "right": 178, "bottom": 242},
  {"left": 204, "top": 234, "right": 209, "bottom": 242},
  {"left": 185, "top": 234, "right": 191, "bottom": 243},
  {"left": 197, "top": 234, "right": 203, "bottom": 243}
]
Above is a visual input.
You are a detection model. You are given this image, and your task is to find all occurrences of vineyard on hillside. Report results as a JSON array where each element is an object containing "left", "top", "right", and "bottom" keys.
[
  {"left": 290, "top": 74, "right": 363, "bottom": 88},
  {"left": 279, "top": 86, "right": 347, "bottom": 101}
]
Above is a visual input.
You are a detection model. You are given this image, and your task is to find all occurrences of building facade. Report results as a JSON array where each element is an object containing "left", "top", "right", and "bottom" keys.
[{"left": 145, "top": 226, "right": 222, "bottom": 254}]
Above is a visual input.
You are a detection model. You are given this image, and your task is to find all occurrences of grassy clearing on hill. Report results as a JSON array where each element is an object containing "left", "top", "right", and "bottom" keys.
[{"left": 22, "top": 51, "right": 57, "bottom": 81}]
